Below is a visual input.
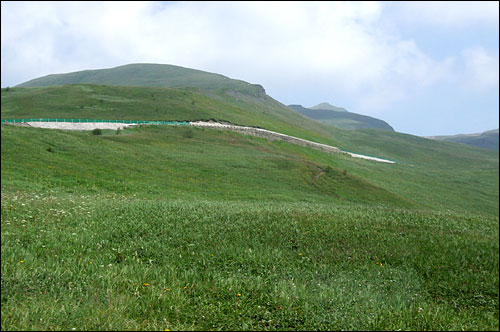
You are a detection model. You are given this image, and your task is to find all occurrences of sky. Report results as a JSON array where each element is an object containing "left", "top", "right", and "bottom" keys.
[{"left": 1, "top": 1, "right": 498, "bottom": 136}]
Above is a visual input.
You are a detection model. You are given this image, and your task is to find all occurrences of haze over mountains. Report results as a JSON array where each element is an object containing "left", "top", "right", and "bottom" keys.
[
  {"left": 427, "top": 129, "right": 499, "bottom": 151},
  {"left": 309, "top": 102, "right": 348, "bottom": 112}
]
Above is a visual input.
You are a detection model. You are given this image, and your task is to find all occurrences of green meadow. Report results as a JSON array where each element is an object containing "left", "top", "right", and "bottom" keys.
[
  {"left": 2, "top": 191, "right": 498, "bottom": 331},
  {"left": 1, "top": 124, "right": 498, "bottom": 331},
  {"left": 1, "top": 71, "right": 499, "bottom": 331}
]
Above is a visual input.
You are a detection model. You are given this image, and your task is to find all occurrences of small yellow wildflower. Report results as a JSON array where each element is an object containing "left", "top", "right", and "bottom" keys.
[
  {"left": 298, "top": 253, "right": 303, "bottom": 256},
  {"left": 19, "top": 260, "right": 24, "bottom": 263},
  {"left": 166, "top": 288, "right": 171, "bottom": 291},
  {"left": 183, "top": 286, "right": 188, "bottom": 289},
  {"left": 236, "top": 293, "right": 241, "bottom": 297},
  {"left": 164, "top": 329, "right": 170, "bottom": 331},
  {"left": 143, "top": 283, "right": 150, "bottom": 286}
]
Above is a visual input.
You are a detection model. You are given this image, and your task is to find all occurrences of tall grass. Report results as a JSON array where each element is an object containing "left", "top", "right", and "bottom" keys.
[{"left": 1, "top": 190, "right": 498, "bottom": 330}]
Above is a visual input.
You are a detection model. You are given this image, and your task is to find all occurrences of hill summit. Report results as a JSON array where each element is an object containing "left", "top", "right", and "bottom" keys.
[
  {"left": 16, "top": 63, "right": 266, "bottom": 97},
  {"left": 310, "top": 102, "right": 348, "bottom": 112}
]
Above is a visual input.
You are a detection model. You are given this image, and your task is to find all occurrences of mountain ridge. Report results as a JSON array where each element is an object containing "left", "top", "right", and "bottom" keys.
[
  {"left": 289, "top": 104, "right": 394, "bottom": 131},
  {"left": 426, "top": 128, "right": 499, "bottom": 151}
]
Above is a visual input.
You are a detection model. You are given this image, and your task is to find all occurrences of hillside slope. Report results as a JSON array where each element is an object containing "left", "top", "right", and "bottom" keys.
[
  {"left": 289, "top": 104, "right": 394, "bottom": 131},
  {"left": 3, "top": 65, "right": 498, "bottom": 215},
  {"left": 1, "top": 84, "right": 343, "bottom": 149},
  {"left": 2, "top": 121, "right": 498, "bottom": 215},
  {"left": 315, "top": 127, "right": 499, "bottom": 215},
  {"left": 1, "top": 124, "right": 414, "bottom": 208}
]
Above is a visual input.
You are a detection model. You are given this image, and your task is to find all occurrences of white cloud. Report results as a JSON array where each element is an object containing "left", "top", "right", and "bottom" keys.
[
  {"left": 461, "top": 47, "right": 499, "bottom": 91},
  {"left": 0, "top": 1, "right": 495, "bottom": 118},
  {"left": 389, "top": 1, "right": 499, "bottom": 28}
]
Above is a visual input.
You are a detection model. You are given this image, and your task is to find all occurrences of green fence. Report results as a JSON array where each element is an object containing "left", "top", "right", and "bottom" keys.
[{"left": 1, "top": 118, "right": 190, "bottom": 125}]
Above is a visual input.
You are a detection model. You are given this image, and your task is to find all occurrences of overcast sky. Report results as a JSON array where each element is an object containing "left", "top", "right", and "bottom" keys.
[{"left": 1, "top": 1, "right": 499, "bottom": 136}]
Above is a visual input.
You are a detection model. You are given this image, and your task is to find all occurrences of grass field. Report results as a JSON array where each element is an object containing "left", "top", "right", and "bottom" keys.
[
  {"left": 1, "top": 73, "right": 499, "bottom": 331},
  {"left": 2, "top": 190, "right": 498, "bottom": 331},
  {"left": 0, "top": 125, "right": 418, "bottom": 207},
  {"left": 1, "top": 124, "right": 498, "bottom": 330},
  {"left": 2, "top": 85, "right": 498, "bottom": 216}
]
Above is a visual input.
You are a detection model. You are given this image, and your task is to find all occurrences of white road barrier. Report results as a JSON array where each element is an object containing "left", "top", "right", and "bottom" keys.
[
  {"left": 189, "top": 121, "right": 395, "bottom": 164},
  {"left": 6, "top": 119, "right": 396, "bottom": 164}
]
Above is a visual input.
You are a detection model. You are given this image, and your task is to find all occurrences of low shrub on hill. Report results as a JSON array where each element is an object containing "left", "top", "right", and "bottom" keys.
[{"left": 92, "top": 128, "right": 102, "bottom": 136}]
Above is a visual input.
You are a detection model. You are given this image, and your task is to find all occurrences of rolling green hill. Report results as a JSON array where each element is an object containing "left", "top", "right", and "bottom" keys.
[
  {"left": 1, "top": 84, "right": 498, "bottom": 215},
  {"left": 2, "top": 64, "right": 499, "bottom": 331},
  {"left": 16, "top": 63, "right": 267, "bottom": 97},
  {"left": 289, "top": 103, "right": 395, "bottom": 131},
  {"left": 427, "top": 129, "right": 499, "bottom": 151},
  {"left": 3, "top": 84, "right": 343, "bottom": 149},
  {"left": 0, "top": 124, "right": 414, "bottom": 207},
  {"left": 13, "top": 63, "right": 345, "bottom": 145}
]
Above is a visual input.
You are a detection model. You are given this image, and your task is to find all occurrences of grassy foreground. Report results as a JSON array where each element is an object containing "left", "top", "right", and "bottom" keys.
[
  {"left": 2, "top": 191, "right": 498, "bottom": 331},
  {"left": 1, "top": 124, "right": 499, "bottom": 330}
]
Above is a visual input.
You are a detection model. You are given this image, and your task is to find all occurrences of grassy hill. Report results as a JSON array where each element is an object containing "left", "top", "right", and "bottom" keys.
[
  {"left": 1, "top": 124, "right": 416, "bottom": 207},
  {"left": 289, "top": 104, "right": 395, "bottom": 131},
  {"left": 311, "top": 127, "right": 498, "bottom": 215},
  {"left": 428, "top": 129, "right": 499, "bottom": 151},
  {"left": 2, "top": 64, "right": 499, "bottom": 330},
  {"left": 2, "top": 84, "right": 345, "bottom": 149},
  {"left": 2, "top": 84, "right": 497, "bottom": 215},
  {"left": 16, "top": 63, "right": 267, "bottom": 97}
]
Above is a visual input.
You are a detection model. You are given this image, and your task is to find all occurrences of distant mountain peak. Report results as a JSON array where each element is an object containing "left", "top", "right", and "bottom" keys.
[
  {"left": 288, "top": 104, "right": 394, "bottom": 132},
  {"left": 310, "top": 102, "right": 348, "bottom": 112}
]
